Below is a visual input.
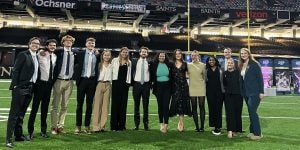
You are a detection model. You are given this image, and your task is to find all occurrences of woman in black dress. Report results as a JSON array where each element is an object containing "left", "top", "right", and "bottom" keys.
[
  {"left": 169, "top": 49, "right": 192, "bottom": 132},
  {"left": 206, "top": 56, "right": 224, "bottom": 135}
]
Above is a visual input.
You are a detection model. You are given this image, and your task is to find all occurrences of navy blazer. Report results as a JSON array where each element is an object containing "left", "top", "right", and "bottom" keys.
[
  {"left": 53, "top": 48, "right": 77, "bottom": 81},
  {"left": 73, "top": 50, "right": 100, "bottom": 86},
  {"left": 9, "top": 50, "right": 35, "bottom": 90},
  {"left": 240, "top": 60, "right": 264, "bottom": 97}
]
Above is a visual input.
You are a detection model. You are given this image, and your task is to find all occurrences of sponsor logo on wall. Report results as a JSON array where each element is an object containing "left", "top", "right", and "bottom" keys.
[
  {"left": 30, "top": 0, "right": 77, "bottom": 9},
  {"left": 101, "top": 2, "right": 146, "bottom": 13}
]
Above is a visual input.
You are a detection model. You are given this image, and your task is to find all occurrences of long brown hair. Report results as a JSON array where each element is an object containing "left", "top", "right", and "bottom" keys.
[
  {"left": 119, "top": 47, "right": 130, "bottom": 66},
  {"left": 173, "top": 49, "right": 184, "bottom": 63},
  {"left": 98, "top": 50, "right": 112, "bottom": 71},
  {"left": 238, "top": 48, "right": 258, "bottom": 70}
]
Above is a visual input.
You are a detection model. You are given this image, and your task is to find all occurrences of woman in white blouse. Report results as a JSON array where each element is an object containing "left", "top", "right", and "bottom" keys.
[{"left": 92, "top": 50, "right": 112, "bottom": 132}]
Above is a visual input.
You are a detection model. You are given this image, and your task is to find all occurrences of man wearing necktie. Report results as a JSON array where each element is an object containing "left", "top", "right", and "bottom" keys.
[
  {"left": 27, "top": 39, "right": 58, "bottom": 140},
  {"left": 73, "top": 37, "right": 99, "bottom": 134},
  {"left": 132, "top": 47, "right": 151, "bottom": 130},
  {"left": 51, "top": 35, "right": 75, "bottom": 134},
  {"left": 6, "top": 37, "right": 41, "bottom": 148}
]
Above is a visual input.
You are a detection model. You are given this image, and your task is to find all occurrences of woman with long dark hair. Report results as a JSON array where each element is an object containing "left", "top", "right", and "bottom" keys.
[
  {"left": 150, "top": 52, "right": 172, "bottom": 133},
  {"left": 206, "top": 55, "right": 224, "bottom": 135},
  {"left": 169, "top": 49, "right": 192, "bottom": 132}
]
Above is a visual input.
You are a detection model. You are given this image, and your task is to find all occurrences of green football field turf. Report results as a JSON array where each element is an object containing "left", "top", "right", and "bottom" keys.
[{"left": 0, "top": 80, "right": 300, "bottom": 149}]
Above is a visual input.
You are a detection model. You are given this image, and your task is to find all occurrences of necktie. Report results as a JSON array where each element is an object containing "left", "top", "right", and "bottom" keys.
[
  {"left": 225, "top": 59, "right": 227, "bottom": 71},
  {"left": 49, "top": 54, "right": 53, "bottom": 81},
  {"left": 86, "top": 52, "right": 92, "bottom": 77},
  {"left": 141, "top": 59, "right": 145, "bottom": 84},
  {"left": 32, "top": 55, "right": 38, "bottom": 83},
  {"left": 65, "top": 51, "right": 70, "bottom": 76}
]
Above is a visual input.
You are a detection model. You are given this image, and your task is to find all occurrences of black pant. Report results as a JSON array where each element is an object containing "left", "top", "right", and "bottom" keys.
[
  {"left": 225, "top": 94, "right": 243, "bottom": 132},
  {"left": 76, "top": 78, "right": 96, "bottom": 127},
  {"left": 207, "top": 93, "right": 223, "bottom": 129},
  {"left": 191, "top": 96, "right": 205, "bottom": 130},
  {"left": 28, "top": 80, "right": 52, "bottom": 134},
  {"left": 6, "top": 84, "right": 33, "bottom": 142},
  {"left": 132, "top": 82, "right": 150, "bottom": 128},
  {"left": 110, "top": 80, "right": 129, "bottom": 130},
  {"left": 155, "top": 82, "right": 171, "bottom": 124}
]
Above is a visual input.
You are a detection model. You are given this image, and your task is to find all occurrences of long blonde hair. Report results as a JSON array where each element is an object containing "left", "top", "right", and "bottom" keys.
[
  {"left": 98, "top": 50, "right": 112, "bottom": 71},
  {"left": 119, "top": 47, "right": 131, "bottom": 66},
  {"left": 238, "top": 48, "right": 258, "bottom": 70}
]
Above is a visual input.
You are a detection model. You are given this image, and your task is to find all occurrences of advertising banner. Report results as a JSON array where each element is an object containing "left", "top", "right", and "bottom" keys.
[
  {"left": 101, "top": 2, "right": 146, "bottom": 13},
  {"left": 229, "top": 9, "right": 276, "bottom": 19},
  {"left": 291, "top": 59, "right": 300, "bottom": 94},
  {"left": 274, "top": 59, "right": 290, "bottom": 93},
  {"left": 259, "top": 58, "right": 273, "bottom": 88},
  {"left": 30, "top": 0, "right": 78, "bottom": 9}
]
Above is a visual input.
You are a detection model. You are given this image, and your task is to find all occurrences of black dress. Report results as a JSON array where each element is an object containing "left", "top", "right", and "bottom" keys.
[{"left": 169, "top": 62, "right": 192, "bottom": 117}]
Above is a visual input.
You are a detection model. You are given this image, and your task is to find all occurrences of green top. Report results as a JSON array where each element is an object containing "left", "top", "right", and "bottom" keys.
[{"left": 156, "top": 63, "right": 169, "bottom": 82}]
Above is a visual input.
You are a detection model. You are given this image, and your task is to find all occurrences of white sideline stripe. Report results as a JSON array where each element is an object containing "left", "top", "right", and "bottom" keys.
[
  {"left": 1, "top": 97, "right": 299, "bottom": 105},
  {"left": 0, "top": 113, "right": 299, "bottom": 120},
  {"left": 0, "top": 108, "right": 31, "bottom": 111}
]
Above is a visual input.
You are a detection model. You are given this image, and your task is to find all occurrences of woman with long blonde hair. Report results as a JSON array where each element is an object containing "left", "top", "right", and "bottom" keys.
[
  {"left": 92, "top": 50, "right": 112, "bottom": 132},
  {"left": 110, "top": 47, "right": 132, "bottom": 131},
  {"left": 239, "top": 48, "right": 264, "bottom": 140}
]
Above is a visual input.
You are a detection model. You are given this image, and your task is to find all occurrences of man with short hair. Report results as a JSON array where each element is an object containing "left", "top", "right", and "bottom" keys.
[
  {"left": 132, "top": 47, "right": 151, "bottom": 131},
  {"left": 27, "top": 39, "right": 58, "bottom": 139},
  {"left": 6, "top": 37, "right": 40, "bottom": 148},
  {"left": 51, "top": 35, "right": 75, "bottom": 134},
  {"left": 73, "top": 37, "right": 99, "bottom": 134}
]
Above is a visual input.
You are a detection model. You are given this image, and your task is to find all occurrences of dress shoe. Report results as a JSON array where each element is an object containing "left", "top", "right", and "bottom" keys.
[
  {"left": 84, "top": 127, "right": 92, "bottom": 135},
  {"left": 5, "top": 141, "right": 14, "bottom": 148},
  {"left": 199, "top": 128, "right": 204, "bottom": 132},
  {"left": 133, "top": 127, "right": 139, "bottom": 130},
  {"left": 51, "top": 127, "right": 58, "bottom": 135},
  {"left": 144, "top": 124, "right": 149, "bottom": 131},
  {"left": 247, "top": 133, "right": 254, "bottom": 138},
  {"left": 40, "top": 132, "right": 49, "bottom": 138},
  {"left": 27, "top": 134, "right": 34, "bottom": 140},
  {"left": 15, "top": 135, "right": 30, "bottom": 142},
  {"left": 74, "top": 126, "right": 81, "bottom": 135},
  {"left": 57, "top": 127, "right": 66, "bottom": 134}
]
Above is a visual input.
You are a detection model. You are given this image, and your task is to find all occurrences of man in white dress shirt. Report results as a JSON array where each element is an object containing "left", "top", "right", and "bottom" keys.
[
  {"left": 132, "top": 47, "right": 151, "bottom": 131},
  {"left": 27, "top": 39, "right": 57, "bottom": 139}
]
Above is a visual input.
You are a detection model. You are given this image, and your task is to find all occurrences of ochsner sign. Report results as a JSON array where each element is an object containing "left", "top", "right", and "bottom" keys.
[{"left": 31, "top": 0, "right": 77, "bottom": 9}]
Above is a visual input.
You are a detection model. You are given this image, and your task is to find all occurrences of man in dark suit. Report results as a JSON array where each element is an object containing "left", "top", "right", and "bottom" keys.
[
  {"left": 73, "top": 37, "right": 99, "bottom": 134},
  {"left": 27, "top": 39, "right": 58, "bottom": 139},
  {"left": 131, "top": 47, "right": 151, "bottom": 131},
  {"left": 51, "top": 35, "right": 75, "bottom": 134},
  {"left": 6, "top": 37, "right": 40, "bottom": 148}
]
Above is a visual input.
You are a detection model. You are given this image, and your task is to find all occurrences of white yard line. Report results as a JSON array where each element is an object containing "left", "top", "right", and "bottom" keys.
[{"left": 0, "top": 112, "right": 299, "bottom": 120}]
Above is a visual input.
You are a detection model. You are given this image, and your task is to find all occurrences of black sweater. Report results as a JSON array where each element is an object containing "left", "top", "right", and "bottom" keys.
[{"left": 223, "top": 70, "right": 241, "bottom": 95}]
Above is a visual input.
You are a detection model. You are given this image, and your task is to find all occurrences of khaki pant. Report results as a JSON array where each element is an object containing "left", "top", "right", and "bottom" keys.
[
  {"left": 51, "top": 80, "right": 73, "bottom": 128},
  {"left": 92, "top": 82, "right": 111, "bottom": 131}
]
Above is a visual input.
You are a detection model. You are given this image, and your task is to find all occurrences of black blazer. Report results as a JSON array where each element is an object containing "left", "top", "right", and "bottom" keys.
[
  {"left": 131, "top": 58, "right": 152, "bottom": 85},
  {"left": 9, "top": 50, "right": 35, "bottom": 90},
  {"left": 240, "top": 60, "right": 264, "bottom": 97},
  {"left": 150, "top": 62, "right": 173, "bottom": 96},
  {"left": 73, "top": 50, "right": 100, "bottom": 86}
]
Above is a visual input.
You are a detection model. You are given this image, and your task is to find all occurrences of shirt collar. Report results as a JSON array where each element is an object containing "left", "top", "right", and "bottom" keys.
[
  {"left": 64, "top": 47, "right": 71, "bottom": 52},
  {"left": 29, "top": 49, "right": 37, "bottom": 56},
  {"left": 85, "top": 49, "right": 94, "bottom": 55}
]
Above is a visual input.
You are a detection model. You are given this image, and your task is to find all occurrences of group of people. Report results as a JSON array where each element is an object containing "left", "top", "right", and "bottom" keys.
[{"left": 5, "top": 35, "right": 264, "bottom": 148}]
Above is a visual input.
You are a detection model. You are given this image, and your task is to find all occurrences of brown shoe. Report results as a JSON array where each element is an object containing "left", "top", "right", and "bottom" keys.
[
  {"left": 84, "top": 127, "right": 92, "bottom": 134},
  {"left": 57, "top": 127, "right": 66, "bottom": 134},
  {"left": 74, "top": 126, "right": 81, "bottom": 135},
  {"left": 51, "top": 127, "right": 58, "bottom": 135}
]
